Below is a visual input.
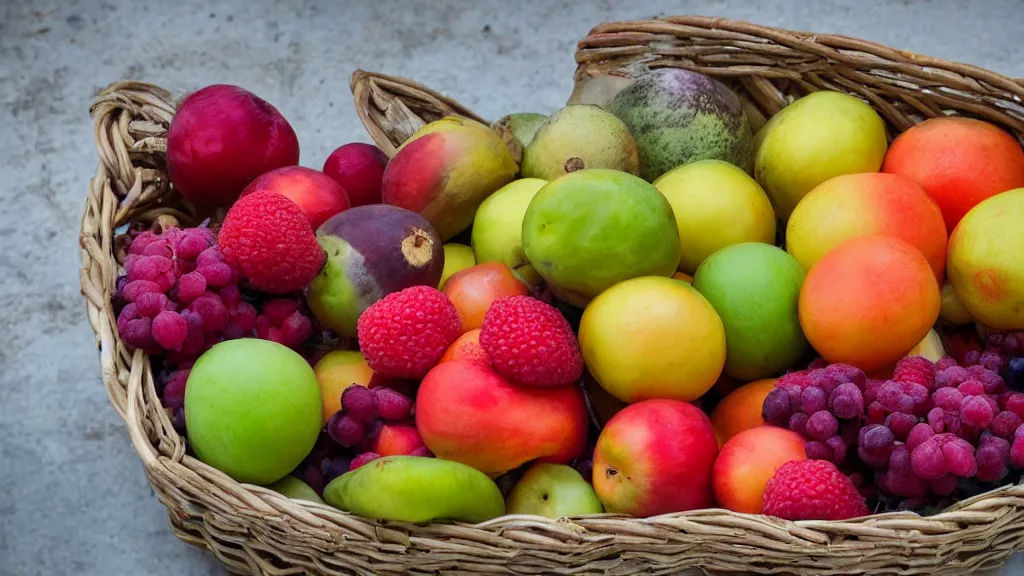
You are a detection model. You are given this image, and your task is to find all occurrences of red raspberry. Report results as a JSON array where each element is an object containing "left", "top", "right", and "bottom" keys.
[
  {"left": 357, "top": 286, "right": 462, "bottom": 379},
  {"left": 218, "top": 191, "right": 325, "bottom": 293},
  {"left": 763, "top": 460, "right": 870, "bottom": 521},
  {"left": 479, "top": 295, "right": 583, "bottom": 388},
  {"left": 893, "top": 356, "right": 936, "bottom": 390}
]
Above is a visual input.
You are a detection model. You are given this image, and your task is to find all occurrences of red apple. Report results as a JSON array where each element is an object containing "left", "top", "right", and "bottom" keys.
[
  {"left": 167, "top": 84, "right": 299, "bottom": 208},
  {"left": 593, "top": 399, "right": 718, "bottom": 517},
  {"left": 240, "top": 166, "right": 351, "bottom": 230},
  {"left": 322, "top": 143, "right": 388, "bottom": 207}
]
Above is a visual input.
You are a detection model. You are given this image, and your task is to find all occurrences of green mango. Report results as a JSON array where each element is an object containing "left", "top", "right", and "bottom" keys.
[{"left": 323, "top": 456, "right": 505, "bottom": 523}]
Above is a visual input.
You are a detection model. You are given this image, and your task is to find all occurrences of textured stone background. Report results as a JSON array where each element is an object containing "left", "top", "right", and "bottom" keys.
[{"left": 1, "top": 0, "right": 1022, "bottom": 574}]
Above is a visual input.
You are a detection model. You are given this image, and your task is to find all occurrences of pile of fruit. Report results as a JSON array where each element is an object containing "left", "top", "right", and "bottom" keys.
[{"left": 114, "top": 72, "right": 1024, "bottom": 524}]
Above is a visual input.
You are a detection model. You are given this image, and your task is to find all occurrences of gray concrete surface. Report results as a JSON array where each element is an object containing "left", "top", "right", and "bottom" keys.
[{"left": 1, "top": 0, "right": 1023, "bottom": 574}]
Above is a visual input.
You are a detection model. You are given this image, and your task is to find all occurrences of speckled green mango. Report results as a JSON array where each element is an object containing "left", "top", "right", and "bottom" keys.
[
  {"left": 605, "top": 69, "right": 753, "bottom": 181},
  {"left": 522, "top": 169, "right": 680, "bottom": 308}
]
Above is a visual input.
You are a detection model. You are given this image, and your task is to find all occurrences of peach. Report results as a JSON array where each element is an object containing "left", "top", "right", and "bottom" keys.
[
  {"left": 416, "top": 360, "right": 587, "bottom": 476},
  {"left": 438, "top": 329, "right": 489, "bottom": 368},
  {"left": 442, "top": 262, "right": 529, "bottom": 332},
  {"left": 710, "top": 378, "right": 777, "bottom": 447},
  {"left": 882, "top": 117, "right": 1024, "bottom": 232},
  {"left": 593, "top": 399, "right": 718, "bottom": 516},
  {"left": 383, "top": 117, "right": 518, "bottom": 241},
  {"left": 712, "top": 426, "right": 807, "bottom": 514},
  {"left": 167, "top": 84, "right": 299, "bottom": 208},
  {"left": 322, "top": 143, "right": 388, "bottom": 207},
  {"left": 799, "top": 235, "right": 940, "bottom": 371},
  {"left": 372, "top": 424, "right": 426, "bottom": 457},
  {"left": 786, "top": 172, "right": 947, "bottom": 281},
  {"left": 313, "top": 350, "right": 373, "bottom": 422},
  {"left": 240, "top": 166, "right": 351, "bottom": 230}
]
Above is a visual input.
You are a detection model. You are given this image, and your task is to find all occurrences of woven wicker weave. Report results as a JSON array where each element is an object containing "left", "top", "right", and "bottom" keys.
[{"left": 81, "top": 17, "right": 1024, "bottom": 576}]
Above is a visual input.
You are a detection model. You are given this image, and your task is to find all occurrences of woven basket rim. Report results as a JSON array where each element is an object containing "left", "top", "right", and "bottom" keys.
[{"left": 80, "top": 15, "right": 1024, "bottom": 576}]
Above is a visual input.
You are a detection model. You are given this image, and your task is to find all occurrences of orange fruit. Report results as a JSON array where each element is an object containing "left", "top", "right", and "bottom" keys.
[
  {"left": 442, "top": 262, "right": 529, "bottom": 332},
  {"left": 710, "top": 378, "right": 777, "bottom": 447},
  {"left": 882, "top": 117, "right": 1024, "bottom": 232},
  {"left": 438, "top": 329, "right": 489, "bottom": 368}
]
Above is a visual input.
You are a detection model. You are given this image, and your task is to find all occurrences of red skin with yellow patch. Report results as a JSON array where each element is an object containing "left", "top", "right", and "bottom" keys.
[
  {"left": 799, "top": 235, "right": 940, "bottom": 372},
  {"left": 592, "top": 399, "right": 718, "bottom": 517},
  {"left": 241, "top": 165, "right": 351, "bottom": 230},
  {"left": 787, "top": 172, "right": 948, "bottom": 282},
  {"left": 381, "top": 134, "right": 447, "bottom": 214},
  {"left": 443, "top": 262, "right": 530, "bottom": 332},
  {"left": 373, "top": 424, "right": 425, "bottom": 457},
  {"left": 711, "top": 426, "right": 807, "bottom": 514},
  {"left": 882, "top": 117, "right": 1024, "bottom": 232},
  {"left": 438, "top": 329, "right": 490, "bottom": 369},
  {"left": 415, "top": 360, "right": 587, "bottom": 476}
]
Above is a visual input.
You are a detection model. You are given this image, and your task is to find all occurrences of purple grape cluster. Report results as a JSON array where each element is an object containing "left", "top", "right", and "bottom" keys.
[
  {"left": 767, "top": 354, "right": 1024, "bottom": 507},
  {"left": 762, "top": 362, "right": 867, "bottom": 466}
]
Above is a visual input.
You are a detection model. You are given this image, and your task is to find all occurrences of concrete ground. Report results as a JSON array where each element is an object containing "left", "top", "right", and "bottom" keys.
[{"left": 1, "top": 0, "right": 1023, "bottom": 574}]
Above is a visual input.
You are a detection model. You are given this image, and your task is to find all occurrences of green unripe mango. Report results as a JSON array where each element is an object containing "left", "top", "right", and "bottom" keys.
[{"left": 323, "top": 456, "right": 505, "bottom": 523}]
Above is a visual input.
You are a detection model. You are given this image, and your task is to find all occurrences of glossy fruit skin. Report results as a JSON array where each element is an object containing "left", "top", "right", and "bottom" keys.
[
  {"left": 506, "top": 463, "right": 604, "bottom": 518},
  {"left": 322, "top": 142, "right": 388, "bottom": 207},
  {"left": 754, "top": 90, "right": 888, "bottom": 221},
  {"left": 439, "top": 243, "right": 476, "bottom": 289},
  {"left": 167, "top": 84, "right": 299, "bottom": 208},
  {"left": 240, "top": 166, "right": 351, "bottom": 230},
  {"left": 267, "top": 476, "right": 324, "bottom": 504},
  {"left": 471, "top": 178, "right": 547, "bottom": 288},
  {"left": 593, "top": 399, "right": 719, "bottom": 517},
  {"left": 382, "top": 117, "right": 518, "bottom": 241},
  {"left": 438, "top": 329, "right": 490, "bottom": 368},
  {"left": 313, "top": 350, "right": 374, "bottom": 422},
  {"left": 579, "top": 276, "right": 725, "bottom": 403},
  {"left": 653, "top": 160, "right": 775, "bottom": 274},
  {"left": 947, "top": 188, "right": 1024, "bottom": 330},
  {"left": 785, "top": 172, "right": 948, "bottom": 282},
  {"left": 184, "top": 339, "right": 323, "bottom": 485},
  {"left": 799, "top": 235, "right": 940, "bottom": 371},
  {"left": 323, "top": 456, "right": 505, "bottom": 523},
  {"left": 306, "top": 205, "right": 443, "bottom": 337},
  {"left": 522, "top": 169, "right": 680, "bottom": 308},
  {"left": 710, "top": 378, "right": 777, "bottom": 447},
  {"left": 692, "top": 243, "right": 807, "bottom": 381},
  {"left": 415, "top": 360, "right": 588, "bottom": 476},
  {"left": 443, "top": 262, "right": 529, "bottom": 332},
  {"left": 711, "top": 426, "right": 808, "bottom": 514},
  {"left": 882, "top": 117, "right": 1024, "bottom": 232}
]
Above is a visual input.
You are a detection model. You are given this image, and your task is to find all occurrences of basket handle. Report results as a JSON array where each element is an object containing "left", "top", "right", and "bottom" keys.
[{"left": 349, "top": 70, "right": 489, "bottom": 157}]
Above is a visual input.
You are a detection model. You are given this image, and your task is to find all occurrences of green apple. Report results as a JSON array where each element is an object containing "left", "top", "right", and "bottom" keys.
[
  {"left": 506, "top": 463, "right": 603, "bottom": 518},
  {"left": 439, "top": 243, "right": 476, "bottom": 289},
  {"left": 268, "top": 476, "right": 325, "bottom": 504},
  {"left": 471, "top": 178, "right": 547, "bottom": 288},
  {"left": 184, "top": 338, "right": 323, "bottom": 485},
  {"left": 692, "top": 243, "right": 808, "bottom": 381}
]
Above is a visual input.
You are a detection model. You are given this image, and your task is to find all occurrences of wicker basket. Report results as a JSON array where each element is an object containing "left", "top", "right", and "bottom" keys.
[{"left": 80, "top": 16, "right": 1024, "bottom": 576}]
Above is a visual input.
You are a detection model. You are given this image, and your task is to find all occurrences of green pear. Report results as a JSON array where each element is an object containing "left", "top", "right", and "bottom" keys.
[
  {"left": 471, "top": 178, "right": 547, "bottom": 288},
  {"left": 506, "top": 463, "right": 603, "bottom": 518}
]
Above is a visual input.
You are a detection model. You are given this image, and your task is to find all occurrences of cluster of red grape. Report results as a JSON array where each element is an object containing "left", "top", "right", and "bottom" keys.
[{"left": 764, "top": 353, "right": 1024, "bottom": 510}]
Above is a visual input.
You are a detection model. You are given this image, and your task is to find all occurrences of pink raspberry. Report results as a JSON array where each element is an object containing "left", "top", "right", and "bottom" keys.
[
  {"left": 357, "top": 286, "right": 462, "bottom": 379},
  {"left": 763, "top": 460, "right": 869, "bottom": 521},
  {"left": 479, "top": 296, "right": 583, "bottom": 388}
]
